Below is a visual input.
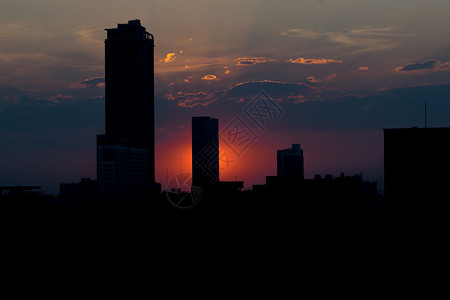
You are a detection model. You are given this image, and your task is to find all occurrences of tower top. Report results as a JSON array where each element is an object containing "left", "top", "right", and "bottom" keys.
[{"left": 105, "top": 19, "right": 153, "bottom": 41}]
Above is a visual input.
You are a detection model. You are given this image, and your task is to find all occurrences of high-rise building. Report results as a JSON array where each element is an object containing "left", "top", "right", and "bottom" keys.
[
  {"left": 384, "top": 127, "right": 450, "bottom": 208},
  {"left": 97, "top": 20, "right": 157, "bottom": 199},
  {"left": 277, "top": 144, "right": 304, "bottom": 179},
  {"left": 192, "top": 117, "right": 219, "bottom": 187}
]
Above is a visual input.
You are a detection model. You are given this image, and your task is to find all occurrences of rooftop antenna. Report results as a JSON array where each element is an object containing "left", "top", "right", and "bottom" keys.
[{"left": 425, "top": 102, "right": 428, "bottom": 128}]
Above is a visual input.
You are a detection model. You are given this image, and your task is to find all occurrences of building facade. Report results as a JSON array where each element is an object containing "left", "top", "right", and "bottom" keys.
[
  {"left": 192, "top": 117, "right": 219, "bottom": 187},
  {"left": 60, "top": 178, "right": 98, "bottom": 201},
  {"left": 97, "top": 20, "right": 157, "bottom": 199},
  {"left": 277, "top": 144, "right": 304, "bottom": 179},
  {"left": 384, "top": 127, "right": 450, "bottom": 208}
]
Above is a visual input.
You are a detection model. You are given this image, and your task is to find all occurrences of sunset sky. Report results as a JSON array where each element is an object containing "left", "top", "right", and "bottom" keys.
[{"left": 1, "top": 0, "right": 450, "bottom": 194}]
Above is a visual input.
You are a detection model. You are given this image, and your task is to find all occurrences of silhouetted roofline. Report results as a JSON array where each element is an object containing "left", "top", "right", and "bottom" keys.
[
  {"left": 105, "top": 19, "right": 154, "bottom": 42},
  {"left": 383, "top": 127, "right": 450, "bottom": 131}
]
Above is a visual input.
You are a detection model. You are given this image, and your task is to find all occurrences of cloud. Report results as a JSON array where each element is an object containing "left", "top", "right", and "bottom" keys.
[
  {"left": 359, "top": 66, "right": 370, "bottom": 71},
  {"left": 287, "top": 57, "right": 343, "bottom": 64},
  {"left": 287, "top": 95, "right": 308, "bottom": 104},
  {"left": 282, "top": 27, "right": 404, "bottom": 54},
  {"left": 163, "top": 80, "right": 318, "bottom": 109},
  {"left": 71, "top": 77, "right": 105, "bottom": 89},
  {"left": 225, "top": 80, "right": 315, "bottom": 102},
  {"left": 281, "top": 28, "right": 322, "bottom": 39},
  {"left": 0, "top": 94, "right": 104, "bottom": 132},
  {"left": 237, "top": 60, "right": 257, "bottom": 66},
  {"left": 42, "top": 94, "right": 74, "bottom": 104},
  {"left": 306, "top": 76, "right": 322, "bottom": 83},
  {"left": 202, "top": 74, "right": 220, "bottom": 81},
  {"left": 164, "top": 91, "right": 217, "bottom": 108},
  {"left": 236, "top": 57, "right": 275, "bottom": 66},
  {"left": 164, "top": 53, "right": 177, "bottom": 63},
  {"left": 394, "top": 59, "right": 450, "bottom": 73},
  {"left": 76, "top": 29, "right": 103, "bottom": 47},
  {"left": 325, "top": 73, "right": 338, "bottom": 80}
]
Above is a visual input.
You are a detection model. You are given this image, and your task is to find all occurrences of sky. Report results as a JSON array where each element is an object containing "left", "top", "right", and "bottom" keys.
[{"left": 1, "top": 0, "right": 450, "bottom": 194}]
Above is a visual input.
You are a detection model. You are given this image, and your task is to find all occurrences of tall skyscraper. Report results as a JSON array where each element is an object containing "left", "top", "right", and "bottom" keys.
[
  {"left": 277, "top": 144, "right": 304, "bottom": 179},
  {"left": 384, "top": 127, "right": 450, "bottom": 208},
  {"left": 192, "top": 117, "right": 219, "bottom": 187},
  {"left": 97, "top": 20, "right": 157, "bottom": 199}
]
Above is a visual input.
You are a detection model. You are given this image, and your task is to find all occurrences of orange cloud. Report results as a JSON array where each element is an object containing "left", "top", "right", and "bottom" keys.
[
  {"left": 164, "top": 53, "right": 177, "bottom": 63},
  {"left": 325, "top": 73, "right": 338, "bottom": 80},
  {"left": 359, "top": 66, "right": 370, "bottom": 71},
  {"left": 306, "top": 76, "right": 322, "bottom": 83},
  {"left": 287, "top": 57, "right": 343, "bottom": 64},
  {"left": 201, "top": 74, "right": 220, "bottom": 81},
  {"left": 225, "top": 70, "right": 231, "bottom": 75},
  {"left": 236, "top": 57, "right": 275, "bottom": 66}
]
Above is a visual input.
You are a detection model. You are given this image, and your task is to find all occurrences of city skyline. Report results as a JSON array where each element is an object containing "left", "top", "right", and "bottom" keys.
[{"left": 1, "top": 1, "right": 450, "bottom": 194}]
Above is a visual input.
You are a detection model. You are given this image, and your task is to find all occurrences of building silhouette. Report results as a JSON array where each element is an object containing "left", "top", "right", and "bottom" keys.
[
  {"left": 384, "top": 127, "right": 450, "bottom": 208},
  {"left": 277, "top": 144, "right": 304, "bottom": 179},
  {"left": 0, "top": 186, "right": 41, "bottom": 199},
  {"left": 253, "top": 142, "right": 377, "bottom": 209},
  {"left": 192, "top": 117, "right": 219, "bottom": 187},
  {"left": 60, "top": 177, "right": 98, "bottom": 201},
  {"left": 97, "top": 20, "right": 158, "bottom": 199}
]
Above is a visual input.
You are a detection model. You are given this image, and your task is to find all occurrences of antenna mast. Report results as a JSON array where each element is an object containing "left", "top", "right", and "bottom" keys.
[{"left": 425, "top": 102, "right": 427, "bottom": 128}]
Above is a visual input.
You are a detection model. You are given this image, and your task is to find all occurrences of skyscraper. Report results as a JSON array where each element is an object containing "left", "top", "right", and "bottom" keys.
[
  {"left": 277, "top": 144, "right": 304, "bottom": 179},
  {"left": 97, "top": 20, "right": 157, "bottom": 199},
  {"left": 192, "top": 117, "right": 219, "bottom": 187}
]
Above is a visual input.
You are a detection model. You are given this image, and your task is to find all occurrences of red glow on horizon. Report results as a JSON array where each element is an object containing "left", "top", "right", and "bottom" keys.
[{"left": 156, "top": 128, "right": 383, "bottom": 192}]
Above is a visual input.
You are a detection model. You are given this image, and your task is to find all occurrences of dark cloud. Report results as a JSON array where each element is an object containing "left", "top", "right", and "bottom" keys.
[
  {"left": 0, "top": 94, "right": 104, "bottom": 132},
  {"left": 225, "top": 80, "right": 313, "bottom": 101},
  {"left": 272, "top": 84, "right": 450, "bottom": 131},
  {"left": 237, "top": 60, "right": 256, "bottom": 66},
  {"left": 164, "top": 91, "right": 219, "bottom": 108},
  {"left": 159, "top": 83, "right": 450, "bottom": 133},
  {"left": 161, "top": 80, "right": 316, "bottom": 110},
  {"left": 395, "top": 59, "right": 450, "bottom": 72},
  {"left": 71, "top": 77, "right": 105, "bottom": 89}
]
